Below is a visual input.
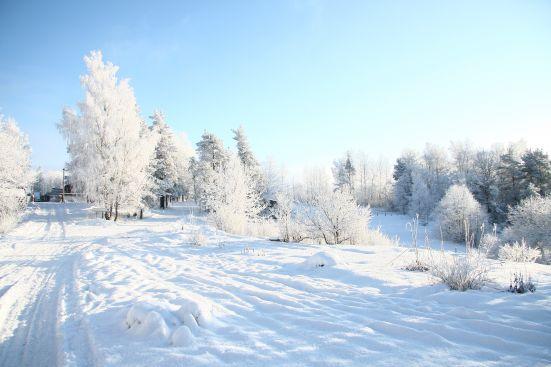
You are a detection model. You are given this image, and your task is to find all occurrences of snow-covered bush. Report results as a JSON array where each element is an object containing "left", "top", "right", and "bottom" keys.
[
  {"left": 245, "top": 219, "right": 278, "bottom": 238},
  {"left": 190, "top": 230, "right": 206, "bottom": 246},
  {"left": 430, "top": 251, "right": 489, "bottom": 291},
  {"left": 479, "top": 232, "right": 501, "bottom": 259},
  {"left": 508, "top": 272, "right": 536, "bottom": 294},
  {"left": 505, "top": 195, "right": 551, "bottom": 261},
  {"left": 363, "top": 226, "right": 399, "bottom": 247},
  {"left": 434, "top": 184, "right": 487, "bottom": 243},
  {"left": 205, "top": 155, "right": 263, "bottom": 235},
  {"left": 274, "top": 191, "right": 308, "bottom": 243},
  {"left": 303, "top": 188, "right": 371, "bottom": 245},
  {"left": 302, "top": 251, "right": 339, "bottom": 268},
  {"left": 0, "top": 115, "right": 34, "bottom": 233},
  {"left": 498, "top": 240, "right": 540, "bottom": 263}
]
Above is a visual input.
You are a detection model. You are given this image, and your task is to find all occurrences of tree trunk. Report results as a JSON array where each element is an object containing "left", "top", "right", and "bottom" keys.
[
  {"left": 139, "top": 208, "right": 143, "bottom": 219},
  {"left": 114, "top": 202, "right": 119, "bottom": 221}
]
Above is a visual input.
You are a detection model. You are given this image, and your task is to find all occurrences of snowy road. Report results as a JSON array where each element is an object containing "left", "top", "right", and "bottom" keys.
[
  {"left": 0, "top": 204, "right": 97, "bottom": 367},
  {"left": 0, "top": 203, "right": 550, "bottom": 366}
]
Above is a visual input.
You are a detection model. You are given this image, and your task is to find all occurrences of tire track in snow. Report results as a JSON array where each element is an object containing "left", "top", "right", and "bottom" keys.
[{"left": 0, "top": 205, "right": 97, "bottom": 367}]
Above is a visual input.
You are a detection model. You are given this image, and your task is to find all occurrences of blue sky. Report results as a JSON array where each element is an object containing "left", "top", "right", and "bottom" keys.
[{"left": 1, "top": 0, "right": 550, "bottom": 171}]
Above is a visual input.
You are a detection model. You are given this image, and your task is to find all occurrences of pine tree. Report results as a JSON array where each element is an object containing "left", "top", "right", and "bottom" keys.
[
  {"left": 332, "top": 151, "right": 356, "bottom": 192},
  {"left": 193, "top": 131, "right": 228, "bottom": 208},
  {"left": 232, "top": 126, "right": 265, "bottom": 195},
  {"left": 392, "top": 151, "right": 417, "bottom": 213},
  {"left": 467, "top": 150, "right": 500, "bottom": 223},
  {"left": 408, "top": 168, "right": 432, "bottom": 224},
  {"left": 521, "top": 149, "right": 551, "bottom": 197},
  {"left": 204, "top": 154, "right": 263, "bottom": 234},
  {"left": 496, "top": 147, "right": 524, "bottom": 218},
  {"left": 150, "top": 110, "right": 179, "bottom": 208}
]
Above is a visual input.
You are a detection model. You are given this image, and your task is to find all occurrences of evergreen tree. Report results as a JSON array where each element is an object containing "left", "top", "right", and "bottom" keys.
[
  {"left": 467, "top": 150, "right": 500, "bottom": 223},
  {"left": 392, "top": 151, "right": 417, "bottom": 213},
  {"left": 332, "top": 151, "right": 356, "bottom": 192},
  {"left": 496, "top": 147, "right": 524, "bottom": 218},
  {"left": 521, "top": 149, "right": 551, "bottom": 197},
  {"left": 232, "top": 126, "right": 265, "bottom": 195},
  {"left": 408, "top": 168, "right": 432, "bottom": 223},
  {"left": 193, "top": 131, "right": 228, "bottom": 208},
  {"left": 150, "top": 110, "right": 179, "bottom": 208}
]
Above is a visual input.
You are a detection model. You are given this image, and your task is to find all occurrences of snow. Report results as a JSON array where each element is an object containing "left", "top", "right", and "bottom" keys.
[
  {"left": 302, "top": 251, "right": 340, "bottom": 268},
  {"left": 0, "top": 202, "right": 550, "bottom": 366}
]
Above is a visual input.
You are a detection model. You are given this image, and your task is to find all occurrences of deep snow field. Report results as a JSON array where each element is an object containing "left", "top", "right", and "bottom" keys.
[{"left": 0, "top": 203, "right": 550, "bottom": 366}]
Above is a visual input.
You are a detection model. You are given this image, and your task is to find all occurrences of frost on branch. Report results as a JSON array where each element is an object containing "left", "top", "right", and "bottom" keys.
[
  {"left": 0, "top": 115, "right": 34, "bottom": 232},
  {"left": 58, "top": 50, "right": 156, "bottom": 220}
]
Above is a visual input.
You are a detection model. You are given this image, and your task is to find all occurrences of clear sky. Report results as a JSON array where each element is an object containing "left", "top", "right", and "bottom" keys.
[{"left": 1, "top": 0, "right": 550, "bottom": 172}]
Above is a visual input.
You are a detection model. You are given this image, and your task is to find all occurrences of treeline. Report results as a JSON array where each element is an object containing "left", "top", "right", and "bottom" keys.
[
  {"left": 391, "top": 142, "right": 550, "bottom": 225},
  {"left": 1, "top": 50, "right": 549, "bottom": 256}
]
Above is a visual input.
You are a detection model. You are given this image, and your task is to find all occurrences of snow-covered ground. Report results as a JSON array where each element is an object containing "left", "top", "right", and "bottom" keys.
[{"left": 0, "top": 203, "right": 550, "bottom": 366}]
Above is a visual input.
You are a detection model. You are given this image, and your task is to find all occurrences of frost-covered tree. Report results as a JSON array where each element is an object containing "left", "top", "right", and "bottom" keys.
[
  {"left": 34, "top": 170, "right": 63, "bottom": 196},
  {"left": 408, "top": 168, "right": 432, "bottom": 223},
  {"left": 434, "top": 184, "right": 487, "bottom": 243},
  {"left": 172, "top": 132, "right": 194, "bottom": 199},
  {"left": 274, "top": 190, "right": 307, "bottom": 243},
  {"left": 521, "top": 149, "right": 550, "bottom": 197},
  {"left": 392, "top": 151, "right": 417, "bottom": 213},
  {"left": 149, "top": 110, "right": 180, "bottom": 208},
  {"left": 303, "top": 187, "right": 371, "bottom": 245},
  {"left": 505, "top": 195, "right": 551, "bottom": 260},
  {"left": 58, "top": 50, "right": 156, "bottom": 220},
  {"left": 203, "top": 154, "right": 263, "bottom": 234},
  {"left": 422, "top": 143, "right": 451, "bottom": 203},
  {"left": 300, "top": 167, "right": 332, "bottom": 204},
  {"left": 192, "top": 131, "right": 229, "bottom": 208},
  {"left": 262, "top": 158, "right": 288, "bottom": 202},
  {"left": 232, "top": 125, "right": 265, "bottom": 195},
  {"left": 0, "top": 115, "right": 34, "bottom": 232},
  {"left": 450, "top": 140, "right": 475, "bottom": 182},
  {"left": 406, "top": 144, "right": 451, "bottom": 222},
  {"left": 332, "top": 151, "right": 356, "bottom": 192}
]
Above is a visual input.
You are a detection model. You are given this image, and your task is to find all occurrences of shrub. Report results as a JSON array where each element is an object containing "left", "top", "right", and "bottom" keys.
[
  {"left": 506, "top": 195, "right": 551, "bottom": 261},
  {"left": 430, "top": 251, "right": 489, "bottom": 291},
  {"left": 508, "top": 272, "right": 536, "bottom": 294},
  {"left": 274, "top": 191, "right": 309, "bottom": 243},
  {"left": 434, "top": 184, "right": 487, "bottom": 243},
  {"left": 302, "top": 189, "right": 371, "bottom": 245},
  {"left": 498, "top": 240, "right": 540, "bottom": 263},
  {"left": 403, "top": 214, "right": 430, "bottom": 271},
  {"left": 190, "top": 230, "right": 206, "bottom": 246},
  {"left": 479, "top": 231, "right": 501, "bottom": 259}
]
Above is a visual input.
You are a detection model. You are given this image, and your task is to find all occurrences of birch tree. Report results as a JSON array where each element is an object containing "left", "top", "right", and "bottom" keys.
[{"left": 58, "top": 50, "right": 155, "bottom": 220}]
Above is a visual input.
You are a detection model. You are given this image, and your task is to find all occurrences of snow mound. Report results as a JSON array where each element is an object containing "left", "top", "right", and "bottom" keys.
[
  {"left": 174, "top": 295, "right": 214, "bottom": 329},
  {"left": 126, "top": 303, "right": 170, "bottom": 340},
  {"left": 171, "top": 325, "right": 194, "bottom": 347},
  {"left": 302, "top": 251, "right": 339, "bottom": 268}
]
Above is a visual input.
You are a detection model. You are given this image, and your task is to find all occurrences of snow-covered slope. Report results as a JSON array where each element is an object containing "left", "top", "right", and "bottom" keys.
[{"left": 0, "top": 203, "right": 549, "bottom": 366}]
